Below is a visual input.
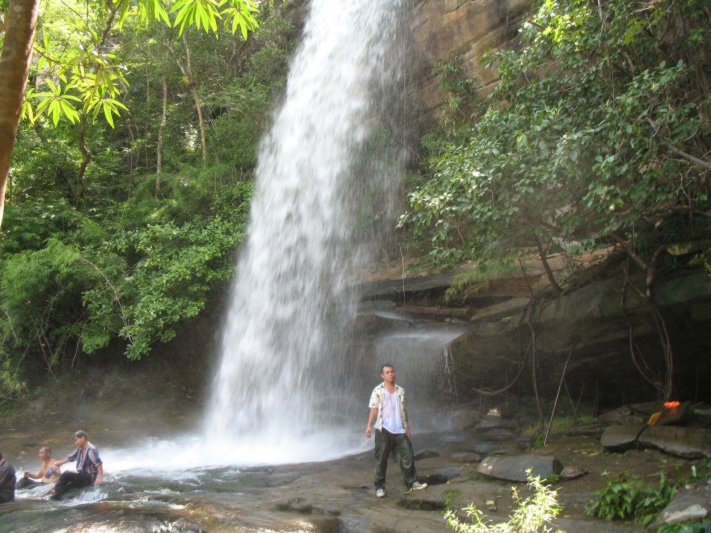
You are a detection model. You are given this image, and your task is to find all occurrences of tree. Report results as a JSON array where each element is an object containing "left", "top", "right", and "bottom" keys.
[
  {"left": 0, "top": 0, "right": 39, "bottom": 228},
  {"left": 0, "top": 0, "right": 258, "bottom": 225}
]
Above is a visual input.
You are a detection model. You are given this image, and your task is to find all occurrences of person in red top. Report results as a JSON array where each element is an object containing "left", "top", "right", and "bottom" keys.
[{"left": 49, "top": 430, "right": 104, "bottom": 500}]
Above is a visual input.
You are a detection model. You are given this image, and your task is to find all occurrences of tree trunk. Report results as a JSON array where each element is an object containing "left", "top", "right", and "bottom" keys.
[
  {"left": 535, "top": 235, "right": 563, "bottom": 295},
  {"left": 182, "top": 34, "right": 207, "bottom": 168},
  {"left": 156, "top": 71, "right": 167, "bottom": 196},
  {"left": 75, "top": 113, "right": 91, "bottom": 204},
  {"left": 0, "top": 0, "right": 40, "bottom": 228}
]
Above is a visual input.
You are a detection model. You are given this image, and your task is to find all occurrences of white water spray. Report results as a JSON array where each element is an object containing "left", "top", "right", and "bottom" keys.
[{"left": 203, "top": 0, "right": 410, "bottom": 463}]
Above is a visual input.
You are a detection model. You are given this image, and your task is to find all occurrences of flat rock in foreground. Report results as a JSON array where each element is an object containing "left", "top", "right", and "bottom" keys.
[
  {"left": 650, "top": 482, "right": 711, "bottom": 530},
  {"left": 600, "top": 425, "right": 647, "bottom": 451},
  {"left": 638, "top": 426, "right": 711, "bottom": 459},
  {"left": 477, "top": 454, "right": 563, "bottom": 482}
]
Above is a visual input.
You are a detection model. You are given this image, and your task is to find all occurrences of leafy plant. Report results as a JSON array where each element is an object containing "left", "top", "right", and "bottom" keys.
[
  {"left": 401, "top": 0, "right": 711, "bottom": 277},
  {"left": 445, "top": 470, "right": 563, "bottom": 533},
  {"left": 586, "top": 471, "right": 676, "bottom": 525}
]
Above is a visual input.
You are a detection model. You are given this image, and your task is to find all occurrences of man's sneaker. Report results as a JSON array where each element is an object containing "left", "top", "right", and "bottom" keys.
[
  {"left": 411, "top": 481, "right": 428, "bottom": 491},
  {"left": 376, "top": 488, "right": 386, "bottom": 498}
]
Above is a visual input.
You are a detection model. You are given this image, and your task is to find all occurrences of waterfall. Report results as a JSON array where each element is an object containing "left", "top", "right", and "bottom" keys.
[{"left": 203, "top": 0, "right": 410, "bottom": 463}]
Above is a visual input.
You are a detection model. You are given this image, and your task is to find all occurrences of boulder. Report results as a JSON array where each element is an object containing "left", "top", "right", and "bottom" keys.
[
  {"left": 451, "top": 452, "right": 483, "bottom": 463},
  {"left": 472, "top": 441, "right": 528, "bottom": 456},
  {"left": 450, "top": 410, "right": 482, "bottom": 431},
  {"left": 598, "top": 406, "right": 645, "bottom": 425},
  {"left": 600, "top": 425, "right": 647, "bottom": 452},
  {"left": 652, "top": 483, "right": 711, "bottom": 530},
  {"left": 638, "top": 426, "right": 711, "bottom": 459},
  {"left": 477, "top": 455, "right": 564, "bottom": 482},
  {"left": 474, "top": 428, "right": 518, "bottom": 441},
  {"left": 475, "top": 416, "right": 518, "bottom": 430},
  {"left": 560, "top": 466, "right": 588, "bottom": 480},
  {"left": 413, "top": 450, "right": 440, "bottom": 461},
  {"left": 566, "top": 423, "right": 608, "bottom": 437}
]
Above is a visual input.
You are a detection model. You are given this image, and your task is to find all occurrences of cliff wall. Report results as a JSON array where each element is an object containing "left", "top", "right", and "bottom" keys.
[{"left": 412, "top": 0, "right": 533, "bottom": 115}]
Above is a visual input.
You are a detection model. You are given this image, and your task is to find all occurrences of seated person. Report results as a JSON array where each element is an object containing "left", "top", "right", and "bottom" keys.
[
  {"left": 49, "top": 430, "right": 103, "bottom": 500},
  {"left": 16, "top": 446, "right": 61, "bottom": 489},
  {"left": 0, "top": 451, "right": 16, "bottom": 504}
]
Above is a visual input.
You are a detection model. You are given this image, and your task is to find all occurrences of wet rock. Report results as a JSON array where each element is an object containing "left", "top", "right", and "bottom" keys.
[
  {"left": 273, "top": 499, "right": 338, "bottom": 516},
  {"left": 654, "top": 401, "right": 692, "bottom": 426},
  {"left": 651, "top": 483, "right": 711, "bottom": 530},
  {"left": 600, "top": 425, "right": 646, "bottom": 452},
  {"left": 451, "top": 452, "right": 482, "bottom": 463},
  {"left": 477, "top": 455, "right": 564, "bottom": 482},
  {"left": 170, "top": 519, "right": 204, "bottom": 533},
  {"left": 566, "top": 423, "right": 609, "bottom": 437},
  {"left": 413, "top": 450, "right": 439, "bottom": 461},
  {"left": 560, "top": 466, "right": 588, "bottom": 480},
  {"left": 472, "top": 440, "right": 527, "bottom": 456},
  {"left": 397, "top": 497, "right": 447, "bottom": 511},
  {"left": 630, "top": 402, "right": 665, "bottom": 416},
  {"left": 638, "top": 426, "right": 711, "bottom": 459},
  {"left": 357, "top": 300, "right": 396, "bottom": 312},
  {"left": 421, "top": 467, "right": 460, "bottom": 485},
  {"left": 598, "top": 406, "right": 645, "bottom": 425},
  {"left": 450, "top": 410, "right": 482, "bottom": 431},
  {"left": 475, "top": 416, "right": 518, "bottom": 430},
  {"left": 474, "top": 428, "right": 518, "bottom": 441}
]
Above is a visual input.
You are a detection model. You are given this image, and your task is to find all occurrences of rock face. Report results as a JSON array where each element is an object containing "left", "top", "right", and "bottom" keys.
[
  {"left": 448, "top": 270, "right": 711, "bottom": 409},
  {"left": 477, "top": 454, "right": 564, "bottom": 482},
  {"left": 412, "top": 0, "right": 533, "bottom": 114},
  {"left": 637, "top": 426, "right": 711, "bottom": 459}
]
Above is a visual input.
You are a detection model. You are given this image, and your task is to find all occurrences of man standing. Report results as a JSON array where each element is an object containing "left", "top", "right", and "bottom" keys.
[
  {"left": 365, "top": 364, "right": 427, "bottom": 498},
  {"left": 49, "top": 430, "right": 103, "bottom": 500},
  {"left": 17, "top": 446, "right": 61, "bottom": 489},
  {"left": 0, "top": 451, "right": 16, "bottom": 504}
]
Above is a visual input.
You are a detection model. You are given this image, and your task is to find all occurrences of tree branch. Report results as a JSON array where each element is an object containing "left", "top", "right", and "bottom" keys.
[{"left": 647, "top": 117, "right": 711, "bottom": 170}]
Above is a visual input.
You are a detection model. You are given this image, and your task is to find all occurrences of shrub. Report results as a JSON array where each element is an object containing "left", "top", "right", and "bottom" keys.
[{"left": 445, "top": 471, "right": 562, "bottom": 533}]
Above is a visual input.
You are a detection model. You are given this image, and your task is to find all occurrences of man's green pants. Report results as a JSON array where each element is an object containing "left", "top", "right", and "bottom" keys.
[{"left": 374, "top": 428, "right": 418, "bottom": 489}]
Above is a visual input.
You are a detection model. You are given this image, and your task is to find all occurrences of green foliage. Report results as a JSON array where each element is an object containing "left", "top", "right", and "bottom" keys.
[
  {"left": 401, "top": 0, "right": 711, "bottom": 273},
  {"left": 445, "top": 490, "right": 460, "bottom": 509},
  {"left": 586, "top": 471, "right": 676, "bottom": 525},
  {"left": 1, "top": 7, "right": 295, "bottom": 401},
  {"left": 445, "top": 471, "right": 563, "bottom": 533}
]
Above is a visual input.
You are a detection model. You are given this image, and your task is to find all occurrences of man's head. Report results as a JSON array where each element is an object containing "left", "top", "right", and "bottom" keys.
[
  {"left": 73, "top": 430, "right": 89, "bottom": 448},
  {"left": 380, "top": 364, "right": 395, "bottom": 384},
  {"left": 39, "top": 446, "right": 51, "bottom": 460}
]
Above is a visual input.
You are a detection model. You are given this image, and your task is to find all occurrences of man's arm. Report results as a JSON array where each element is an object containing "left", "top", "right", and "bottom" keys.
[
  {"left": 365, "top": 407, "right": 377, "bottom": 438},
  {"left": 401, "top": 389, "right": 411, "bottom": 438},
  {"left": 51, "top": 457, "right": 70, "bottom": 469},
  {"left": 94, "top": 464, "right": 103, "bottom": 485},
  {"left": 24, "top": 463, "right": 43, "bottom": 479}
]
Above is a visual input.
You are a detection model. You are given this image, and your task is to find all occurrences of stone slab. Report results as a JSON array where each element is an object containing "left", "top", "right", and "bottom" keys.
[
  {"left": 654, "top": 483, "right": 711, "bottom": 528},
  {"left": 477, "top": 454, "right": 564, "bottom": 482},
  {"left": 600, "top": 425, "right": 646, "bottom": 451},
  {"left": 638, "top": 426, "right": 711, "bottom": 459}
]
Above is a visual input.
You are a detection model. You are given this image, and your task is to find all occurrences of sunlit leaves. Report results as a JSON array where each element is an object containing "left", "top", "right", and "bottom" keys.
[
  {"left": 31, "top": 80, "right": 82, "bottom": 126},
  {"left": 115, "top": 0, "right": 258, "bottom": 37}
]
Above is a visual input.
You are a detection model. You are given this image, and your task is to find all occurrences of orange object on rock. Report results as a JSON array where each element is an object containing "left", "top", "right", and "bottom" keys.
[{"left": 648, "top": 412, "right": 662, "bottom": 425}]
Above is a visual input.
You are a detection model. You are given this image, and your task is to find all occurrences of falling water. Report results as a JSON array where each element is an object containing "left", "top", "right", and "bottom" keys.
[{"left": 203, "top": 0, "right": 411, "bottom": 463}]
